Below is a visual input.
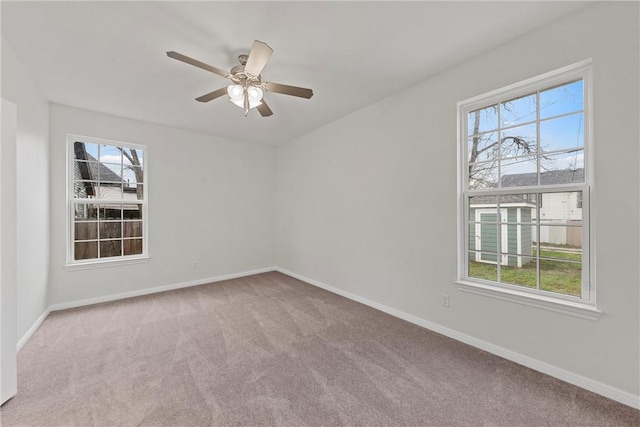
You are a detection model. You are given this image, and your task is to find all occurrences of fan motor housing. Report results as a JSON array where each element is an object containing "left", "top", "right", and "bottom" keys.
[{"left": 231, "top": 54, "right": 261, "bottom": 84}]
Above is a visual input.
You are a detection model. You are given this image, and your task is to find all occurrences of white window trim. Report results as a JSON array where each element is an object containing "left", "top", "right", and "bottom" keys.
[
  {"left": 456, "top": 59, "right": 598, "bottom": 318},
  {"left": 65, "top": 134, "right": 149, "bottom": 268}
]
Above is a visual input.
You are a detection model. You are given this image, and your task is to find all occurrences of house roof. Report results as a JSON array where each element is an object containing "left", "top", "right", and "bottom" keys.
[
  {"left": 501, "top": 168, "right": 584, "bottom": 187},
  {"left": 471, "top": 168, "right": 584, "bottom": 206},
  {"left": 84, "top": 153, "right": 123, "bottom": 183},
  {"left": 470, "top": 195, "right": 537, "bottom": 206}
]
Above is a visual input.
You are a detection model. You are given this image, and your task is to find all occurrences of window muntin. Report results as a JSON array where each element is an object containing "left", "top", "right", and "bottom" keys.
[
  {"left": 460, "top": 63, "right": 592, "bottom": 304},
  {"left": 68, "top": 136, "right": 147, "bottom": 264}
]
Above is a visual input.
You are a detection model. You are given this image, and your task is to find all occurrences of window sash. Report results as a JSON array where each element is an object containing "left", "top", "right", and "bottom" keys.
[{"left": 462, "top": 186, "right": 590, "bottom": 303}]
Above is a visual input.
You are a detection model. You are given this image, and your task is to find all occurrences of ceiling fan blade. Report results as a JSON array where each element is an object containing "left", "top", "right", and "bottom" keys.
[
  {"left": 264, "top": 82, "right": 313, "bottom": 99},
  {"left": 195, "top": 87, "right": 228, "bottom": 103},
  {"left": 167, "top": 51, "right": 230, "bottom": 79},
  {"left": 244, "top": 40, "right": 273, "bottom": 77},
  {"left": 257, "top": 100, "right": 273, "bottom": 117}
]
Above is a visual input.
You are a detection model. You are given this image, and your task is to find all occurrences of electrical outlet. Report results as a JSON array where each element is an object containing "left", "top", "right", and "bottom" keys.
[
  {"left": 441, "top": 294, "right": 450, "bottom": 308},
  {"left": 192, "top": 262, "right": 199, "bottom": 269}
]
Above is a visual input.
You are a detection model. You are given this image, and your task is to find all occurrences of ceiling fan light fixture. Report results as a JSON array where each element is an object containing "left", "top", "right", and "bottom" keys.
[
  {"left": 227, "top": 84, "right": 244, "bottom": 100},
  {"left": 230, "top": 98, "right": 263, "bottom": 109},
  {"left": 227, "top": 84, "right": 262, "bottom": 110},
  {"left": 247, "top": 86, "right": 263, "bottom": 103}
]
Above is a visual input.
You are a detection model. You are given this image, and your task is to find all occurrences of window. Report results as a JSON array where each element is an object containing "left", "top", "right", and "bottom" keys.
[
  {"left": 67, "top": 135, "right": 147, "bottom": 265},
  {"left": 458, "top": 61, "right": 593, "bottom": 306}
]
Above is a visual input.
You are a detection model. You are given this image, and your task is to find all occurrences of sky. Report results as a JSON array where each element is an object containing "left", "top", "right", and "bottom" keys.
[{"left": 467, "top": 79, "right": 584, "bottom": 187}]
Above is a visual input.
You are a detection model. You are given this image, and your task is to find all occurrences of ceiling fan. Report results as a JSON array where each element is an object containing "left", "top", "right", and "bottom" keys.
[{"left": 167, "top": 40, "right": 313, "bottom": 117}]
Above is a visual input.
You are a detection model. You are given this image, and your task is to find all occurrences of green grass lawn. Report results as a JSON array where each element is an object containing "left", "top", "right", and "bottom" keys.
[{"left": 469, "top": 249, "right": 582, "bottom": 297}]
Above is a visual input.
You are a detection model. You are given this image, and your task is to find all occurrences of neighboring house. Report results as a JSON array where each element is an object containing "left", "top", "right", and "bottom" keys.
[
  {"left": 503, "top": 168, "right": 583, "bottom": 247},
  {"left": 73, "top": 141, "right": 141, "bottom": 219},
  {"left": 471, "top": 168, "right": 583, "bottom": 267}
]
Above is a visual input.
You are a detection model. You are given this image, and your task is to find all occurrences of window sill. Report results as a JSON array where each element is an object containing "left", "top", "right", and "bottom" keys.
[
  {"left": 455, "top": 280, "right": 602, "bottom": 320},
  {"left": 64, "top": 255, "right": 149, "bottom": 271}
]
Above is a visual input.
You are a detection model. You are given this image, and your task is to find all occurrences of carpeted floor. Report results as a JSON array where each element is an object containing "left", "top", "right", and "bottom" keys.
[{"left": 1, "top": 271, "right": 638, "bottom": 426}]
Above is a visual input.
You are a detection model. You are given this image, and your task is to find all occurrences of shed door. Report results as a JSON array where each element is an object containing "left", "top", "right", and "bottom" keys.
[{"left": 475, "top": 210, "right": 509, "bottom": 265}]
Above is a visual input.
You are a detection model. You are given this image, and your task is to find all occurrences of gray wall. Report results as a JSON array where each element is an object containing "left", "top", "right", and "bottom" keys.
[
  {"left": 275, "top": 2, "right": 639, "bottom": 398},
  {"left": 48, "top": 104, "right": 276, "bottom": 305}
]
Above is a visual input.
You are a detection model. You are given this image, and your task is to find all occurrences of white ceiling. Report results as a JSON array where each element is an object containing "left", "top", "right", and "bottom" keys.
[{"left": 2, "top": 1, "right": 592, "bottom": 146}]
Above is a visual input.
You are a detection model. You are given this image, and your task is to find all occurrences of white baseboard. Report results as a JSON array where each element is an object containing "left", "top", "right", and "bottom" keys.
[
  {"left": 275, "top": 267, "right": 640, "bottom": 410},
  {"left": 17, "top": 308, "right": 51, "bottom": 352},
  {"left": 20, "top": 267, "right": 276, "bottom": 350}
]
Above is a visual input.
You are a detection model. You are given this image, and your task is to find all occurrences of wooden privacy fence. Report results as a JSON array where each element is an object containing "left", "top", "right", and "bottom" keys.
[{"left": 74, "top": 221, "right": 143, "bottom": 260}]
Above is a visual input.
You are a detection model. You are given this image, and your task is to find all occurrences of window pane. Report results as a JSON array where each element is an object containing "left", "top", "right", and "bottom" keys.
[
  {"left": 124, "top": 204, "right": 143, "bottom": 220},
  {"left": 468, "top": 132, "right": 498, "bottom": 163},
  {"left": 468, "top": 162, "right": 498, "bottom": 189},
  {"left": 541, "top": 151, "right": 584, "bottom": 184},
  {"left": 74, "top": 160, "right": 99, "bottom": 182},
  {"left": 122, "top": 166, "right": 143, "bottom": 185},
  {"left": 86, "top": 162, "right": 100, "bottom": 183},
  {"left": 123, "top": 221, "right": 143, "bottom": 238},
  {"left": 540, "top": 113, "right": 584, "bottom": 153},
  {"left": 98, "top": 184, "right": 124, "bottom": 199},
  {"left": 539, "top": 192, "right": 583, "bottom": 221},
  {"left": 123, "top": 148, "right": 144, "bottom": 167},
  {"left": 468, "top": 254, "right": 498, "bottom": 281},
  {"left": 73, "top": 181, "right": 98, "bottom": 198},
  {"left": 73, "top": 182, "right": 83, "bottom": 198},
  {"left": 475, "top": 213, "right": 499, "bottom": 254},
  {"left": 99, "top": 205, "right": 122, "bottom": 220},
  {"left": 539, "top": 225, "right": 582, "bottom": 257},
  {"left": 123, "top": 184, "right": 143, "bottom": 201},
  {"left": 501, "top": 123, "right": 537, "bottom": 159},
  {"left": 469, "top": 195, "right": 496, "bottom": 214},
  {"left": 75, "top": 222, "right": 97, "bottom": 241},
  {"left": 538, "top": 243, "right": 582, "bottom": 263},
  {"left": 100, "top": 222, "right": 122, "bottom": 239},
  {"left": 75, "top": 203, "right": 98, "bottom": 220},
  {"left": 500, "top": 156, "right": 537, "bottom": 187},
  {"left": 75, "top": 241, "right": 98, "bottom": 260},
  {"left": 468, "top": 105, "right": 498, "bottom": 135},
  {"left": 98, "top": 163, "right": 122, "bottom": 183},
  {"left": 468, "top": 223, "right": 476, "bottom": 249},
  {"left": 499, "top": 259, "right": 537, "bottom": 289},
  {"left": 73, "top": 142, "right": 98, "bottom": 161},
  {"left": 100, "top": 240, "right": 122, "bottom": 258},
  {"left": 501, "top": 93, "right": 536, "bottom": 127},
  {"left": 497, "top": 194, "right": 538, "bottom": 216},
  {"left": 499, "top": 202, "right": 536, "bottom": 257},
  {"left": 100, "top": 144, "right": 122, "bottom": 165},
  {"left": 83, "top": 142, "right": 99, "bottom": 160},
  {"left": 540, "top": 80, "right": 583, "bottom": 119},
  {"left": 540, "top": 259, "right": 581, "bottom": 297},
  {"left": 124, "top": 238, "right": 143, "bottom": 256}
]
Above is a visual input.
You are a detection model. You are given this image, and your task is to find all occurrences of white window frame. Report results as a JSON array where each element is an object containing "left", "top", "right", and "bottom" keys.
[
  {"left": 456, "top": 60, "right": 600, "bottom": 319},
  {"left": 66, "top": 134, "right": 149, "bottom": 268}
]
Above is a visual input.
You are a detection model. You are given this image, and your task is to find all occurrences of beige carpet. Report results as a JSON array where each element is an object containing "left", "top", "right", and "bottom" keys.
[{"left": 1, "top": 271, "right": 638, "bottom": 426}]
